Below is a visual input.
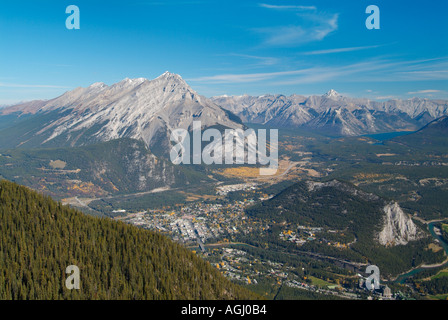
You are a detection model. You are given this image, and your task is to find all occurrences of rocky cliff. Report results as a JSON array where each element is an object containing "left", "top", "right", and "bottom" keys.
[{"left": 378, "top": 202, "right": 422, "bottom": 246}]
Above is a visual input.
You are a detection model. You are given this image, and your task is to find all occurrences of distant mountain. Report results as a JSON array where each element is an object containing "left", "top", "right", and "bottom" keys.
[
  {"left": 390, "top": 115, "right": 448, "bottom": 149},
  {"left": 323, "top": 89, "right": 341, "bottom": 99},
  {"left": 212, "top": 92, "right": 448, "bottom": 136},
  {"left": 303, "top": 107, "right": 368, "bottom": 136},
  {"left": 0, "top": 73, "right": 245, "bottom": 198},
  {"left": 0, "top": 138, "right": 209, "bottom": 199},
  {"left": 0, "top": 72, "right": 243, "bottom": 153},
  {"left": 0, "top": 179, "right": 258, "bottom": 299},
  {"left": 417, "top": 115, "right": 448, "bottom": 132}
]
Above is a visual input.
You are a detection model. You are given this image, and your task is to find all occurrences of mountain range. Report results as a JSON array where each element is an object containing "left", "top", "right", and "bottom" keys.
[
  {"left": 2, "top": 73, "right": 448, "bottom": 198},
  {"left": 212, "top": 91, "right": 448, "bottom": 136},
  {"left": 1, "top": 73, "right": 446, "bottom": 290},
  {"left": 0, "top": 73, "right": 242, "bottom": 198},
  {"left": 391, "top": 115, "right": 448, "bottom": 149},
  {"left": 2, "top": 74, "right": 448, "bottom": 152},
  {"left": 0, "top": 72, "right": 242, "bottom": 153}
]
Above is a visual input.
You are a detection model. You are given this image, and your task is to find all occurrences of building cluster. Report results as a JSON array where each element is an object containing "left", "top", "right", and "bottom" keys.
[
  {"left": 115, "top": 183, "right": 398, "bottom": 301},
  {"left": 216, "top": 183, "right": 258, "bottom": 196},
  {"left": 358, "top": 278, "right": 394, "bottom": 300},
  {"left": 117, "top": 198, "right": 265, "bottom": 245},
  {"left": 279, "top": 225, "right": 351, "bottom": 249}
]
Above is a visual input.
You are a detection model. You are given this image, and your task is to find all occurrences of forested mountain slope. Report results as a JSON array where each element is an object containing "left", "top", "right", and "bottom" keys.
[{"left": 0, "top": 180, "right": 258, "bottom": 300}]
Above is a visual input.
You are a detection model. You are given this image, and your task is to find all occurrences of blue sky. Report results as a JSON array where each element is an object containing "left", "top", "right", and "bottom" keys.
[{"left": 0, "top": 0, "right": 447, "bottom": 104}]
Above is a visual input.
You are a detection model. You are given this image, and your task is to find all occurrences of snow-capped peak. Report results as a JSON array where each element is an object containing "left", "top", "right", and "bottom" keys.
[
  {"left": 120, "top": 77, "right": 147, "bottom": 84},
  {"left": 324, "top": 89, "right": 341, "bottom": 99},
  {"left": 109, "top": 77, "right": 148, "bottom": 91},
  {"left": 157, "top": 71, "right": 183, "bottom": 80},
  {"left": 14, "top": 72, "right": 243, "bottom": 149},
  {"left": 88, "top": 82, "right": 107, "bottom": 89},
  {"left": 133, "top": 77, "right": 148, "bottom": 83}
]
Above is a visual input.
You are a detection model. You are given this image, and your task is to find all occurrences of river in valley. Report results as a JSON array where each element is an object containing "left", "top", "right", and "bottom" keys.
[{"left": 395, "top": 222, "right": 448, "bottom": 284}]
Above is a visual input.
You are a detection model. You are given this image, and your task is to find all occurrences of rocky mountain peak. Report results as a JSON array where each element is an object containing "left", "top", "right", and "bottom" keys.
[
  {"left": 324, "top": 89, "right": 341, "bottom": 99},
  {"left": 163, "top": 71, "right": 188, "bottom": 82},
  {"left": 88, "top": 82, "right": 107, "bottom": 89},
  {"left": 0, "top": 72, "right": 243, "bottom": 150},
  {"left": 378, "top": 202, "right": 422, "bottom": 246}
]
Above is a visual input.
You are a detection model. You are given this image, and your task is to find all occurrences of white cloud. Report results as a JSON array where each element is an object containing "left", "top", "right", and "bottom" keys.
[
  {"left": 188, "top": 69, "right": 312, "bottom": 83},
  {"left": 228, "top": 53, "right": 279, "bottom": 66},
  {"left": 375, "top": 96, "right": 397, "bottom": 100},
  {"left": 255, "top": 5, "right": 338, "bottom": 47},
  {"left": 190, "top": 61, "right": 383, "bottom": 85},
  {"left": 398, "top": 70, "right": 448, "bottom": 81},
  {"left": 189, "top": 56, "right": 448, "bottom": 86},
  {"left": 272, "top": 60, "right": 392, "bottom": 85},
  {"left": 303, "top": 45, "right": 382, "bottom": 55},
  {"left": 258, "top": 4, "right": 316, "bottom": 11},
  {"left": 407, "top": 89, "right": 442, "bottom": 95}
]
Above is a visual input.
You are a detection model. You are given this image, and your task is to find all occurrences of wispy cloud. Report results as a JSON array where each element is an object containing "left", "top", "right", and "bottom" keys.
[
  {"left": 255, "top": 4, "right": 338, "bottom": 47},
  {"left": 258, "top": 4, "right": 316, "bottom": 11},
  {"left": 228, "top": 53, "right": 279, "bottom": 66},
  {"left": 272, "top": 61, "right": 387, "bottom": 85},
  {"left": 407, "top": 89, "right": 442, "bottom": 95},
  {"left": 398, "top": 70, "right": 448, "bottom": 81},
  {"left": 188, "top": 69, "right": 312, "bottom": 83},
  {"left": 375, "top": 96, "right": 397, "bottom": 100},
  {"left": 189, "top": 57, "right": 448, "bottom": 85},
  {"left": 275, "top": 57, "right": 448, "bottom": 85},
  {"left": 303, "top": 45, "right": 382, "bottom": 55},
  {"left": 190, "top": 61, "right": 386, "bottom": 85},
  {"left": 393, "top": 57, "right": 448, "bottom": 81},
  {"left": 256, "top": 21, "right": 338, "bottom": 47}
]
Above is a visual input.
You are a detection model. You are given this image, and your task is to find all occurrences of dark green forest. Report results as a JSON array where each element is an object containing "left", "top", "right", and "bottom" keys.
[
  {"left": 245, "top": 180, "right": 445, "bottom": 276},
  {"left": 0, "top": 180, "right": 259, "bottom": 300}
]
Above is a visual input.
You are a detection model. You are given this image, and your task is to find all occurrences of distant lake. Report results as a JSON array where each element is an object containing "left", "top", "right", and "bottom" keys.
[{"left": 363, "top": 131, "right": 416, "bottom": 142}]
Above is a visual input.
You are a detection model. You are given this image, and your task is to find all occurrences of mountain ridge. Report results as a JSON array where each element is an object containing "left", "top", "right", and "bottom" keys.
[
  {"left": 0, "top": 72, "right": 243, "bottom": 151},
  {"left": 3, "top": 73, "right": 448, "bottom": 148},
  {"left": 212, "top": 93, "right": 448, "bottom": 136}
]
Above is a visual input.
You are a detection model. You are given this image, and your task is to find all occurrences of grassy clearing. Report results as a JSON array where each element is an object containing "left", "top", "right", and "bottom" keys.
[
  {"left": 431, "top": 269, "right": 448, "bottom": 280},
  {"left": 308, "top": 276, "right": 334, "bottom": 288},
  {"left": 428, "top": 293, "right": 448, "bottom": 300}
]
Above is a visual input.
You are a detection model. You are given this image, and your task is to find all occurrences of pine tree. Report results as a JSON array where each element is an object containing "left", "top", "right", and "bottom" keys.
[{"left": 0, "top": 180, "right": 259, "bottom": 300}]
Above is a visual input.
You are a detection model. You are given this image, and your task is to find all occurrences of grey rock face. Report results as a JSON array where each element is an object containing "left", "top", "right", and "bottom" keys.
[
  {"left": 212, "top": 92, "right": 448, "bottom": 136},
  {"left": 378, "top": 202, "right": 422, "bottom": 246}
]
